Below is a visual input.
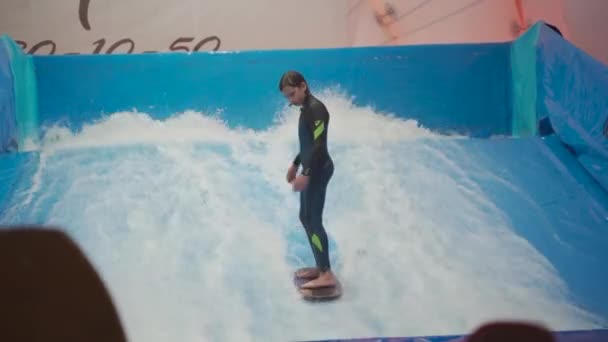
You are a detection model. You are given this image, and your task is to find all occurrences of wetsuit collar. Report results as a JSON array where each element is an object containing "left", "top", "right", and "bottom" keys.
[{"left": 302, "top": 92, "right": 313, "bottom": 108}]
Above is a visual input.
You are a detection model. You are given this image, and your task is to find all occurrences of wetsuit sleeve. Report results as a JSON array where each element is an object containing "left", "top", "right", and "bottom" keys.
[
  {"left": 292, "top": 154, "right": 301, "bottom": 166},
  {"left": 301, "top": 103, "right": 329, "bottom": 176}
]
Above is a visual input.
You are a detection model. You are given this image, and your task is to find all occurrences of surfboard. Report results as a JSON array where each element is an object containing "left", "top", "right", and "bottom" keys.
[{"left": 293, "top": 267, "right": 342, "bottom": 301}]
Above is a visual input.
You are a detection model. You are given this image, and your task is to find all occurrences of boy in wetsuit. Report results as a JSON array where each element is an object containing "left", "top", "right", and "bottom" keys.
[{"left": 279, "top": 71, "right": 338, "bottom": 289}]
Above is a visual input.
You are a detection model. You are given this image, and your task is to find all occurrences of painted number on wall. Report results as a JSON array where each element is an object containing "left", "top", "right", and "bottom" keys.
[{"left": 14, "top": 0, "right": 222, "bottom": 55}]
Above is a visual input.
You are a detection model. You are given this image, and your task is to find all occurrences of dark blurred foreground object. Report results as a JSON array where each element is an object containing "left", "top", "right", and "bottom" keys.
[
  {"left": 466, "top": 321, "right": 554, "bottom": 342},
  {"left": 0, "top": 226, "right": 127, "bottom": 342}
]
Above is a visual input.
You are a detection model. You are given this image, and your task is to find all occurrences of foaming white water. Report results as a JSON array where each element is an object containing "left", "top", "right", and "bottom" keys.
[
  {"left": 38, "top": 110, "right": 255, "bottom": 151},
  {"left": 36, "top": 89, "right": 442, "bottom": 154},
  {"left": 3, "top": 90, "right": 603, "bottom": 341}
]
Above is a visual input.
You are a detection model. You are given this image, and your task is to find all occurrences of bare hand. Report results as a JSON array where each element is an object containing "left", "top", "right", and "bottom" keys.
[
  {"left": 291, "top": 174, "right": 309, "bottom": 192},
  {"left": 286, "top": 164, "right": 298, "bottom": 183}
]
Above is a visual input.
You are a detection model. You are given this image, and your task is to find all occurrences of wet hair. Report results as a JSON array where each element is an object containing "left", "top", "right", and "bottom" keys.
[{"left": 278, "top": 71, "right": 310, "bottom": 94}]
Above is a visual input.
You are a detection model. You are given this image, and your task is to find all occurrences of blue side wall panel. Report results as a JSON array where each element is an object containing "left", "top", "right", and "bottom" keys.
[
  {"left": 534, "top": 24, "right": 608, "bottom": 192},
  {"left": 33, "top": 43, "right": 512, "bottom": 137},
  {"left": 0, "top": 37, "right": 17, "bottom": 153},
  {"left": 0, "top": 152, "right": 38, "bottom": 215}
]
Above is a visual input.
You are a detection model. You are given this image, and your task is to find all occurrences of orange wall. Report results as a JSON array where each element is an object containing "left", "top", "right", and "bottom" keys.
[
  {"left": 346, "top": 0, "right": 607, "bottom": 66},
  {"left": 348, "top": 0, "right": 519, "bottom": 46},
  {"left": 346, "top": 0, "right": 574, "bottom": 47},
  {"left": 0, "top": 0, "right": 353, "bottom": 54},
  {"left": 563, "top": 0, "right": 608, "bottom": 65},
  {"left": 0, "top": 0, "right": 606, "bottom": 65}
]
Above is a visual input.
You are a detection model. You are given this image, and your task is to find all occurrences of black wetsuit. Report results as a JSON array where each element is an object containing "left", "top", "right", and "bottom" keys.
[{"left": 292, "top": 93, "right": 334, "bottom": 272}]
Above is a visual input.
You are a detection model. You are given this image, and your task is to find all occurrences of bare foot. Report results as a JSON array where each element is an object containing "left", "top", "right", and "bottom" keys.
[
  {"left": 296, "top": 267, "right": 319, "bottom": 279},
  {"left": 300, "top": 270, "right": 337, "bottom": 289}
]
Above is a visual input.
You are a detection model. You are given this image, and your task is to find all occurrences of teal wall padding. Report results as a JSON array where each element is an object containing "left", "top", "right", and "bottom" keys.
[
  {"left": 510, "top": 23, "right": 541, "bottom": 137},
  {"left": 0, "top": 35, "right": 17, "bottom": 152},
  {"left": 3, "top": 36, "right": 39, "bottom": 150}
]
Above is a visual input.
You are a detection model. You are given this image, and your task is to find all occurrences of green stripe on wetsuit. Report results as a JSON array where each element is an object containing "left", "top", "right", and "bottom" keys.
[
  {"left": 314, "top": 120, "right": 324, "bottom": 140},
  {"left": 311, "top": 233, "right": 323, "bottom": 252}
]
